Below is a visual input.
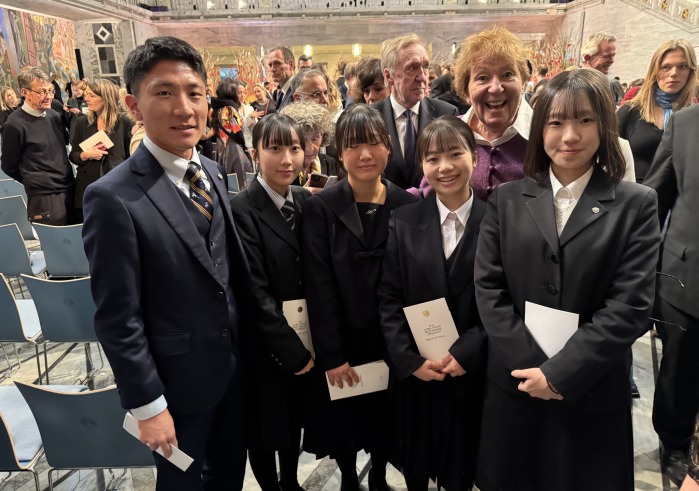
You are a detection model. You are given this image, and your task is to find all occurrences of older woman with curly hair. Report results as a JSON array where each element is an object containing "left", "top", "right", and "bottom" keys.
[
  {"left": 453, "top": 25, "right": 534, "bottom": 202},
  {"left": 617, "top": 39, "right": 696, "bottom": 183},
  {"left": 280, "top": 101, "right": 343, "bottom": 192}
]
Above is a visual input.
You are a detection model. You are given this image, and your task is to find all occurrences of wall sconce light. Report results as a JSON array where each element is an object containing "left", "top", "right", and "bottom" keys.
[
  {"left": 451, "top": 42, "right": 457, "bottom": 55},
  {"left": 304, "top": 45, "right": 313, "bottom": 57},
  {"left": 352, "top": 43, "right": 362, "bottom": 57}
]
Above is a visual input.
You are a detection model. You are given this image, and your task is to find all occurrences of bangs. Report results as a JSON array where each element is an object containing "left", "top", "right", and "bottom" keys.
[
  {"left": 261, "top": 117, "right": 302, "bottom": 149},
  {"left": 342, "top": 124, "right": 383, "bottom": 149},
  {"left": 547, "top": 86, "right": 595, "bottom": 121},
  {"left": 416, "top": 116, "right": 477, "bottom": 162}
]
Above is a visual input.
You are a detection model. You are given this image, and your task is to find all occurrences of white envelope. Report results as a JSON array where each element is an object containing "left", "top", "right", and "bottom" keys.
[
  {"left": 524, "top": 301, "right": 579, "bottom": 358},
  {"left": 282, "top": 299, "right": 315, "bottom": 358},
  {"left": 327, "top": 361, "right": 389, "bottom": 401},
  {"left": 79, "top": 130, "right": 115, "bottom": 152},
  {"left": 123, "top": 412, "right": 194, "bottom": 471},
  {"left": 403, "top": 298, "right": 459, "bottom": 361}
]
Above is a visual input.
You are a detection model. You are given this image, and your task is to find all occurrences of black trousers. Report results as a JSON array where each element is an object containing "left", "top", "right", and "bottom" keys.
[
  {"left": 27, "top": 192, "right": 69, "bottom": 225},
  {"left": 653, "top": 296, "right": 699, "bottom": 451},
  {"left": 154, "top": 368, "right": 246, "bottom": 491}
]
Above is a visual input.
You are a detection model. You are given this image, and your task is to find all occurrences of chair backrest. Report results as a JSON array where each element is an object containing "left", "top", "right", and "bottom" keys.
[
  {"left": 0, "top": 224, "right": 33, "bottom": 277},
  {"left": 0, "top": 412, "right": 21, "bottom": 471},
  {"left": 21, "top": 275, "right": 96, "bottom": 343},
  {"left": 15, "top": 383, "right": 153, "bottom": 469},
  {"left": 33, "top": 224, "right": 89, "bottom": 277},
  {"left": 226, "top": 174, "right": 240, "bottom": 193},
  {"left": 0, "top": 179, "right": 27, "bottom": 202},
  {"left": 0, "top": 196, "right": 35, "bottom": 240},
  {"left": 245, "top": 172, "right": 255, "bottom": 184},
  {"left": 0, "top": 168, "right": 11, "bottom": 180}
]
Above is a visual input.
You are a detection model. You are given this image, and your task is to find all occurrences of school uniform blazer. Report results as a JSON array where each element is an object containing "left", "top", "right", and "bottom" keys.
[
  {"left": 230, "top": 179, "right": 312, "bottom": 373},
  {"left": 319, "top": 153, "right": 343, "bottom": 178},
  {"left": 303, "top": 178, "right": 418, "bottom": 370},
  {"left": 474, "top": 166, "right": 660, "bottom": 413},
  {"left": 379, "top": 194, "right": 487, "bottom": 380},
  {"left": 644, "top": 105, "right": 699, "bottom": 319},
  {"left": 374, "top": 97, "right": 457, "bottom": 189},
  {"left": 82, "top": 145, "right": 253, "bottom": 414}
]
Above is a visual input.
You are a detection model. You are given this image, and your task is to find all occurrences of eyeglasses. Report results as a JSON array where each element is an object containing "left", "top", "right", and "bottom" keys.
[
  {"left": 296, "top": 90, "right": 330, "bottom": 100},
  {"left": 26, "top": 88, "right": 55, "bottom": 97}
]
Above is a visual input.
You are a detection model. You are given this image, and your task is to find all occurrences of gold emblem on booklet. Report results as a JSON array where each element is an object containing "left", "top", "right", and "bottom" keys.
[
  {"left": 297, "top": 306, "right": 303, "bottom": 313},
  {"left": 423, "top": 310, "right": 430, "bottom": 317}
]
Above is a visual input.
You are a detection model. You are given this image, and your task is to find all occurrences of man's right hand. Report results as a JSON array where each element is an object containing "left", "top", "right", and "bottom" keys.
[{"left": 138, "top": 408, "right": 178, "bottom": 458}]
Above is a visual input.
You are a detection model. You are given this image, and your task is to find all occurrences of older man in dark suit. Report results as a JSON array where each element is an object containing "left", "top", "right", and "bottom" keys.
[
  {"left": 646, "top": 105, "right": 699, "bottom": 486},
  {"left": 82, "top": 37, "right": 252, "bottom": 491},
  {"left": 374, "top": 33, "right": 457, "bottom": 190}
]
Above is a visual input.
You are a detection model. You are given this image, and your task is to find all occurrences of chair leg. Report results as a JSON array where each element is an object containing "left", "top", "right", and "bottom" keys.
[
  {"left": 48, "top": 468, "right": 55, "bottom": 491},
  {"left": 31, "top": 469, "right": 40, "bottom": 491},
  {"left": 34, "top": 344, "right": 43, "bottom": 385},
  {"left": 43, "top": 343, "right": 50, "bottom": 384}
]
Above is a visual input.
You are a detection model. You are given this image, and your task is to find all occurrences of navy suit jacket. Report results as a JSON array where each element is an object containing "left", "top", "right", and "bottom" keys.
[
  {"left": 82, "top": 145, "right": 253, "bottom": 414},
  {"left": 374, "top": 97, "right": 457, "bottom": 189}
]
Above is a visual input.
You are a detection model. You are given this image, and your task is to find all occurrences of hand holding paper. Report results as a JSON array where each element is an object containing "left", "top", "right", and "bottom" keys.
[
  {"left": 512, "top": 367, "right": 564, "bottom": 401},
  {"left": 412, "top": 359, "right": 446, "bottom": 382},
  {"left": 327, "top": 361, "right": 389, "bottom": 400},
  {"left": 123, "top": 412, "right": 194, "bottom": 471},
  {"left": 403, "top": 298, "right": 460, "bottom": 362},
  {"left": 326, "top": 362, "right": 359, "bottom": 389}
]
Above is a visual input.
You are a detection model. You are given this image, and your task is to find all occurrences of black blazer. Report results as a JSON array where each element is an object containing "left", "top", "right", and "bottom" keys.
[
  {"left": 645, "top": 105, "right": 699, "bottom": 318},
  {"left": 69, "top": 113, "right": 134, "bottom": 208},
  {"left": 373, "top": 97, "right": 457, "bottom": 189},
  {"left": 319, "top": 153, "right": 343, "bottom": 178},
  {"left": 230, "top": 179, "right": 312, "bottom": 374},
  {"left": 475, "top": 167, "right": 659, "bottom": 413},
  {"left": 83, "top": 146, "right": 253, "bottom": 414},
  {"left": 429, "top": 73, "right": 453, "bottom": 99},
  {"left": 379, "top": 194, "right": 487, "bottom": 380},
  {"left": 303, "top": 179, "right": 418, "bottom": 370}
]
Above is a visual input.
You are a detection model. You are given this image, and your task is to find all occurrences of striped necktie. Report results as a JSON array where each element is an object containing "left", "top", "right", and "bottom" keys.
[
  {"left": 185, "top": 162, "right": 213, "bottom": 221},
  {"left": 281, "top": 200, "right": 295, "bottom": 230}
]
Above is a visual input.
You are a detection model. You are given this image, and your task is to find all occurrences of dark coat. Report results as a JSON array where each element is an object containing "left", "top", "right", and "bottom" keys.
[
  {"left": 69, "top": 112, "right": 134, "bottom": 209},
  {"left": 230, "top": 179, "right": 312, "bottom": 450},
  {"left": 82, "top": 146, "right": 253, "bottom": 415},
  {"left": 429, "top": 73, "right": 453, "bottom": 99},
  {"left": 301, "top": 178, "right": 418, "bottom": 457},
  {"left": 378, "top": 194, "right": 486, "bottom": 489},
  {"left": 373, "top": 97, "right": 457, "bottom": 189},
  {"left": 474, "top": 167, "right": 659, "bottom": 490}
]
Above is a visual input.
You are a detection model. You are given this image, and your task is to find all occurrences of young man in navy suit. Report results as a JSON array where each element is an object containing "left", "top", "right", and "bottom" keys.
[{"left": 82, "top": 37, "right": 252, "bottom": 491}]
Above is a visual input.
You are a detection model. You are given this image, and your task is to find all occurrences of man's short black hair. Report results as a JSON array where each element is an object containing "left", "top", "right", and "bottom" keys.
[{"left": 124, "top": 36, "right": 206, "bottom": 96}]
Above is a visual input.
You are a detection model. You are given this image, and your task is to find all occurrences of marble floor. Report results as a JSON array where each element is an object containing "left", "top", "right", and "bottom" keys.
[{"left": 0, "top": 302, "right": 681, "bottom": 490}]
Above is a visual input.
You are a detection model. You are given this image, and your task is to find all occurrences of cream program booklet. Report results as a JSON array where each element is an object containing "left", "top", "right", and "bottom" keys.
[
  {"left": 524, "top": 301, "right": 579, "bottom": 358},
  {"left": 327, "top": 361, "right": 390, "bottom": 401},
  {"left": 79, "top": 130, "right": 114, "bottom": 152},
  {"left": 403, "top": 298, "right": 459, "bottom": 361},
  {"left": 282, "top": 299, "right": 315, "bottom": 358},
  {"left": 123, "top": 412, "right": 194, "bottom": 471}
]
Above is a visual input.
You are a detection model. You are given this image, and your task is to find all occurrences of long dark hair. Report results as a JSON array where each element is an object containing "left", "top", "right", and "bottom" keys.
[{"left": 524, "top": 69, "right": 625, "bottom": 184}]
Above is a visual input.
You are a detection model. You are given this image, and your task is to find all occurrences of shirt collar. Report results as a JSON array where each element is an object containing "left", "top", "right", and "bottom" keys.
[
  {"left": 436, "top": 189, "right": 474, "bottom": 227},
  {"left": 256, "top": 174, "right": 294, "bottom": 211},
  {"left": 143, "top": 135, "right": 200, "bottom": 182},
  {"left": 549, "top": 165, "right": 594, "bottom": 202},
  {"left": 390, "top": 94, "right": 421, "bottom": 119},
  {"left": 281, "top": 77, "right": 293, "bottom": 95},
  {"left": 461, "top": 96, "right": 532, "bottom": 146},
  {"left": 22, "top": 102, "right": 46, "bottom": 118}
]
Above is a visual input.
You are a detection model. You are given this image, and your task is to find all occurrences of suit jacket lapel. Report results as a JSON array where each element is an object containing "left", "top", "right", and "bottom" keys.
[
  {"left": 523, "top": 178, "right": 560, "bottom": 255},
  {"left": 323, "top": 179, "right": 366, "bottom": 246},
  {"left": 414, "top": 196, "right": 449, "bottom": 298},
  {"left": 133, "top": 150, "right": 219, "bottom": 280},
  {"left": 248, "top": 179, "right": 300, "bottom": 253},
  {"left": 559, "top": 167, "right": 613, "bottom": 247},
  {"left": 447, "top": 197, "right": 485, "bottom": 295}
]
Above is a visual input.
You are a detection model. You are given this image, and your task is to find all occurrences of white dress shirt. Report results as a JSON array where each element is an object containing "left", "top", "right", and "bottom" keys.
[
  {"left": 436, "top": 191, "right": 474, "bottom": 259},
  {"left": 22, "top": 102, "right": 46, "bottom": 118},
  {"left": 461, "top": 96, "right": 532, "bottom": 147},
  {"left": 549, "top": 165, "right": 594, "bottom": 237},
  {"left": 257, "top": 174, "right": 294, "bottom": 212},
  {"left": 390, "top": 95, "right": 420, "bottom": 158}
]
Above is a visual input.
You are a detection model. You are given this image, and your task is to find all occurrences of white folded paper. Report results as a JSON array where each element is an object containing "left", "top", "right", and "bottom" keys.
[
  {"left": 403, "top": 298, "right": 459, "bottom": 361},
  {"left": 327, "top": 361, "right": 389, "bottom": 401},
  {"left": 282, "top": 299, "right": 315, "bottom": 358},
  {"left": 123, "top": 412, "right": 194, "bottom": 471},
  {"left": 524, "top": 301, "right": 579, "bottom": 358},
  {"left": 79, "top": 130, "right": 115, "bottom": 152}
]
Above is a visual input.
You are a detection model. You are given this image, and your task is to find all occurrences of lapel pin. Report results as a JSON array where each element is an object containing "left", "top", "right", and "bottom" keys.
[
  {"left": 217, "top": 173, "right": 223, "bottom": 180},
  {"left": 592, "top": 207, "right": 600, "bottom": 214}
]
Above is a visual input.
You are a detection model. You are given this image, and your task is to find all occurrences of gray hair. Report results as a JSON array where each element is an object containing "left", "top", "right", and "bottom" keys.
[
  {"left": 288, "top": 69, "right": 325, "bottom": 98},
  {"left": 17, "top": 67, "right": 50, "bottom": 90},
  {"left": 380, "top": 33, "right": 425, "bottom": 75},
  {"left": 581, "top": 32, "right": 617, "bottom": 59}
]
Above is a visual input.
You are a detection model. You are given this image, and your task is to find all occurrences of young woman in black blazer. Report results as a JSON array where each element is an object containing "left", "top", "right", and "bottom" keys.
[
  {"left": 474, "top": 69, "right": 660, "bottom": 490},
  {"left": 230, "top": 114, "right": 313, "bottom": 491},
  {"left": 378, "top": 116, "right": 486, "bottom": 490},
  {"left": 302, "top": 104, "right": 417, "bottom": 491}
]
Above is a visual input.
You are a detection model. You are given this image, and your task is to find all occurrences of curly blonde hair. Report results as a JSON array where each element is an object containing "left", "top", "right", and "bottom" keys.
[
  {"left": 280, "top": 100, "right": 334, "bottom": 143},
  {"left": 453, "top": 26, "right": 529, "bottom": 103}
]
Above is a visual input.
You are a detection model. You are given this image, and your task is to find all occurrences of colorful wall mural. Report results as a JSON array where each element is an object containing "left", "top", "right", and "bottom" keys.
[{"left": 0, "top": 7, "right": 78, "bottom": 92}]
